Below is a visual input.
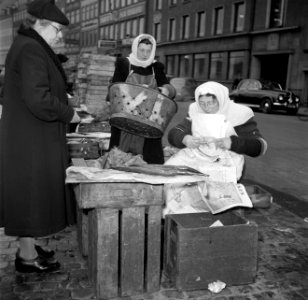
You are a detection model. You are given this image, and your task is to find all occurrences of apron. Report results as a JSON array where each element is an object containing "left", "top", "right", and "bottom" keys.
[{"left": 119, "top": 64, "right": 158, "bottom": 156}]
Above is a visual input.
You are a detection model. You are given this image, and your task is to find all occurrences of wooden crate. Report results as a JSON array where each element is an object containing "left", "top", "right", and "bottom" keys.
[
  {"left": 72, "top": 159, "right": 164, "bottom": 299},
  {"left": 164, "top": 212, "right": 258, "bottom": 291}
]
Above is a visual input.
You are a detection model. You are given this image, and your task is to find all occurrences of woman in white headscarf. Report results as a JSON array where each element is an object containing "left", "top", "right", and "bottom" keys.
[
  {"left": 109, "top": 34, "right": 176, "bottom": 164},
  {"left": 167, "top": 81, "right": 267, "bottom": 181}
]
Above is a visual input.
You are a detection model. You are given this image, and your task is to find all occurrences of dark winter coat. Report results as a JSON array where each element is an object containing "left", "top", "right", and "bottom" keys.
[{"left": 0, "top": 27, "right": 75, "bottom": 237}]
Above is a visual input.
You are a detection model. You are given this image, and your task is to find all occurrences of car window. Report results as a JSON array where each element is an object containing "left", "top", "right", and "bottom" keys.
[
  {"left": 238, "top": 79, "right": 261, "bottom": 90},
  {"left": 263, "top": 82, "right": 282, "bottom": 90}
]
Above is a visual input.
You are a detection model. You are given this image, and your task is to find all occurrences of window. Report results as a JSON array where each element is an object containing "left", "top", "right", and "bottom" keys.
[
  {"left": 85, "top": 6, "right": 90, "bottom": 20},
  {"left": 233, "top": 2, "right": 245, "bottom": 32},
  {"left": 196, "top": 11, "right": 205, "bottom": 37},
  {"left": 214, "top": 6, "right": 223, "bottom": 35},
  {"left": 110, "top": 0, "right": 115, "bottom": 10},
  {"left": 169, "top": 0, "right": 177, "bottom": 6},
  {"left": 100, "top": 0, "right": 105, "bottom": 13},
  {"left": 228, "top": 51, "right": 244, "bottom": 80},
  {"left": 110, "top": 25, "right": 114, "bottom": 40},
  {"left": 120, "top": 22, "right": 125, "bottom": 39},
  {"left": 193, "top": 53, "right": 207, "bottom": 79},
  {"left": 82, "top": 7, "right": 85, "bottom": 21},
  {"left": 166, "top": 55, "right": 176, "bottom": 76},
  {"left": 168, "top": 18, "right": 176, "bottom": 41},
  {"left": 139, "top": 17, "right": 145, "bottom": 34},
  {"left": 94, "top": 3, "right": 98, "bottom": 17},
  {"left": 209, "top": 52, "right": 223, "bottom": 80},
  {"left": 179, "top": 55, "right": 190, "bottom": 77},
  {"left": 132, "top": 19, "right": 138, "bottom": 37},
  {"left": 126, "top": 20, "right": 131, "bottom": 37},
  {"left": 154, "top": 23, "right": 161, "bottom": 42},
  {"left": 105, "top": 0, "right": 110, "bottom": 12},
  {"left": 181, "top": 15, "right": 190, "bottom": 39},
  {"left": 269, "top": 0, "right": 285, "bottom": 28},
  {"left": 154, "top": 0, "right": 162, "bottom": 10},
  {"left": 115, "top": 23, "right": 119, "bottom": 39},
  {"left": 76, "top": 9, "right": 80, "bottom": 22},
  {"left": 100, "top": 27, "right": 105, "bottom": 39},
  {"left": 121, "top": 0, "right": 126, "bottom": 7}
]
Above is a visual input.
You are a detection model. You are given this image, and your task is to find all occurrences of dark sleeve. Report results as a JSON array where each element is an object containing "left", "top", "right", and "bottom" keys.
[
  {"left": 20, "top": 43, "right": 74, "bottom": 123},
  {"left": 111, "top": 57, "right": 129, "bottom": 83},
  {"left": 168, "top": 117, "right": 192, "bottom": 149},
  {"left": 154, "top": 62, "right": 169, "bottom": 86},
  {"left": 231, "top": 117, "right": 267, "bottom": 157}
]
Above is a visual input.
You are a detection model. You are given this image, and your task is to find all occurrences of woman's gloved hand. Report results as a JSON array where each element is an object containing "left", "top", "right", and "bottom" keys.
[{"left": 70, "top": 109, "right": 81, "bottom": 123}]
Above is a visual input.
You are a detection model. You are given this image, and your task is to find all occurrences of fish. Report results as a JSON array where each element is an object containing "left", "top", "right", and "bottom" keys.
[{"left": 110, "top": 164, "right": 206, "bottom": 177}]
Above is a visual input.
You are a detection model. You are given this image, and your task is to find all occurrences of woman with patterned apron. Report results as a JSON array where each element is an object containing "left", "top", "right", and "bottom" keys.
[{"left": 109, "top": 34, "right": 176, "bottom": 164}]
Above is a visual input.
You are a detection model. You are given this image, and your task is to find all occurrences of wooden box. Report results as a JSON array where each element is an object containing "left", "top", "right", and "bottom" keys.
[
  {"left": 164, "top": 212, "right": 258, "bottom": 291},
  {"left": 71, "top": 158, "right": 164, "bottom": 300}
]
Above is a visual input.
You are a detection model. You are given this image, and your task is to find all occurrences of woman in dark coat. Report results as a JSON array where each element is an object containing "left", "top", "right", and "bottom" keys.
[
  {"left": 0, "top": 0, "right": 80, "bottom": 273},
  {"left": 109, "top": 34, "right": 176, "bottom": 164}
]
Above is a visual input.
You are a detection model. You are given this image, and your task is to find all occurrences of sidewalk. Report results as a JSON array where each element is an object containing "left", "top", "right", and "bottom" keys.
[{"left": 1, "top": 198, "right": 308, "bottom": 300}]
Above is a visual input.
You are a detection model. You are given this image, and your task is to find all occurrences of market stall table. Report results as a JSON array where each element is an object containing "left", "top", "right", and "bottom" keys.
[{"left": 67, "top": 160, "right": 206, "bottom": 300}]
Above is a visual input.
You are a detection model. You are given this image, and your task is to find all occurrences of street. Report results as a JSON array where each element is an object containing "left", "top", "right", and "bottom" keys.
[
  {"left": 245, "top": 112, "right": 308, "bottom": 202},
  {"left": 163, "top": 102, "right": 308, "bottom": 206}
]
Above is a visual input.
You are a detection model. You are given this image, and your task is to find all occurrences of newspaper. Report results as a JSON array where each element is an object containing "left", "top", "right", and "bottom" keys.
[
  {"left": 163, "top": 181, "right": 252, "bottom": 216},
  {"left": 199, "top": 181, "right": 252, "bottom": 214}
]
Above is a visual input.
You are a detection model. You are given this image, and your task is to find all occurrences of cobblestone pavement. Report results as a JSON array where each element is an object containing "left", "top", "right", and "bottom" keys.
[{"left": 1, "top": 201, "right": 308, "bottom": 300}]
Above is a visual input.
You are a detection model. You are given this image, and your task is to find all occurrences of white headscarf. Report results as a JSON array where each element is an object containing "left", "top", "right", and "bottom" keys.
[
  {"left": 189, "top": 81, "right": 254, "bottom": 127},
  {"left": 127, "top": 34, "right": 156, "bottom": 68}
]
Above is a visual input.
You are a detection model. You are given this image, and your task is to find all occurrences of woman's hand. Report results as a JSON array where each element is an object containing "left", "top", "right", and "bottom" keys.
[
  {"left": 211, "top": 137, "right": 231, "bottom": 150},
  {"left": 182, "top": 135, "right": 207, "bottom": 148},
  {"left": 70, "top": 109, "right": 81, "bottom": 123},
  {"left": 158, "top": 86, "right": 169, "bottom": 96}
]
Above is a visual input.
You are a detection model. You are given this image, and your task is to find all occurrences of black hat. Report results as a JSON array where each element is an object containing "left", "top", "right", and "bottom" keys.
[{"left": 27, "top": 0, "right": 69, "bottom": 26}]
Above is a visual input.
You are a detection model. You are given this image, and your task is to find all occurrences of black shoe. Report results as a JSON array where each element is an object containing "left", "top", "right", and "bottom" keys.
[
  {"left": 35, "top": 245, "right": 55, "bottom": 259},
  {"left": 15, "top": 253, "right": 60, "bottom": 273}
]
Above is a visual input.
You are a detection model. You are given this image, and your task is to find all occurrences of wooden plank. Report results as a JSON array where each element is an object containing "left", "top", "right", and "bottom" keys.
[
  {"left": 76, "top": 207, "right": 89, "bottom": 257},
  {"left": 145, "top": 206, "right": 162, "bottom": 293},
  {"left": 77, "top": 183, "right": 164, "bottom": 209},
  {"left": 120, "top": 207, "right": 145, "bottom": 297},
  {"left": 88, "top": 208, "right": 119, "bottom": 299}
]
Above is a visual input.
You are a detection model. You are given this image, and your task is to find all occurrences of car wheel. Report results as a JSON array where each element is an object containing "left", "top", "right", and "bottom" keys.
[{"left": 260, "top": 98, "right": 272, "bottom": 113}]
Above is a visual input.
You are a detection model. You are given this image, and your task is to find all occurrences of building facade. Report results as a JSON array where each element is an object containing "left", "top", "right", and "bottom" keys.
[
  {"left": 147, "top": 0, "right": 308, "bottom": 101},
  {"left": 0, "top": 0, "right": 307, "bottom": 102}
]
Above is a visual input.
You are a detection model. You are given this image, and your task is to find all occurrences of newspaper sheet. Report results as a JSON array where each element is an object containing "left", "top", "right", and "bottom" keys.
[
  {"left": 163, "top": 181, "right": 252, "bottom": 216},
  {"left": 200, "top": 181, "right": 252, "bottom": 214}
]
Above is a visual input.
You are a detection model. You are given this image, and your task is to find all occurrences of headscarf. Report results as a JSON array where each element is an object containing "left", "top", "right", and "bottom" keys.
[
  {"left": 189, "top": 81, "right": 254, "bottom": 127},
  {"left": 127, "top": 34, "right": 156, "bottom": 68}
]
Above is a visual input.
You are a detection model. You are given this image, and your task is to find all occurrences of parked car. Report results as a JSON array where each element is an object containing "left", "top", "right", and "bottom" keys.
[
  {"left": 169, "top": 77, "right": 198, "bottom": 102},
  {"left": 229, "top": 78, "right": 300, "bottom": 114}
]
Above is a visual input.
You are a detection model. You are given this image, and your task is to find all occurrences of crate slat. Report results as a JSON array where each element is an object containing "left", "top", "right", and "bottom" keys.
[
  {"left": 145, "top": 205, "right": 162, "bottom": 292},
  {"left": 89, "top": 208, "right": 119, "bottom": 299},
  {"left": 120, "top": 207, "right": 145, "bottom": 296}
]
